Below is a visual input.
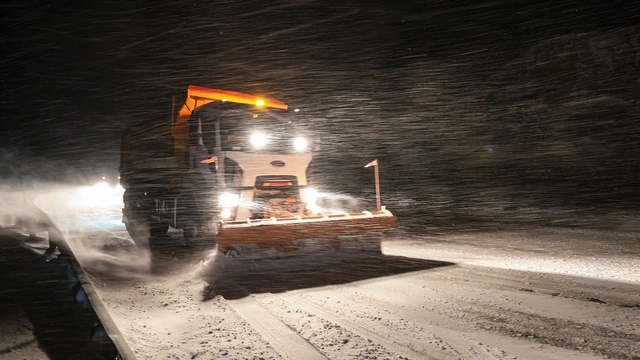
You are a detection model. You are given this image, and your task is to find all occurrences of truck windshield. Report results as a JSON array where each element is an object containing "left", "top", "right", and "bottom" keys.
[{"left": 199, "top": 102, "right": 313, "bottom": 155}]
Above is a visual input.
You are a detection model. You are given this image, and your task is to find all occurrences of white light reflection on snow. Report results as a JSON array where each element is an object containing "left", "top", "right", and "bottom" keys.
[
  {"left": 4, "top": 180, "right": 150, "bottom": 276},
  {"left": 72, "top": 182, "right": 124, "bottom": 209},
  {"left": 306, "top": 190, "right": 366, "bottom": 215},
  {"left": 35, "top": 182, "right": 125, "bottom": 231},
  {"left": 383, "top": 231, "right": 640, "bottom": 284}
]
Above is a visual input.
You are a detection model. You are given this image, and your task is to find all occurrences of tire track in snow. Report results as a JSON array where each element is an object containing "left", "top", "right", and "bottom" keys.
[
  {"left": 282, "top": 292, "right": 519, "bottom": 360},
  {"left": 228, "top": 296, "right": 327, "bottom": 360},
  {"left": 294, "top": 266, "right": 616, "bottom": 360},
  {"left": 281, "top": 295, "right": 456, "bottom": 360}
]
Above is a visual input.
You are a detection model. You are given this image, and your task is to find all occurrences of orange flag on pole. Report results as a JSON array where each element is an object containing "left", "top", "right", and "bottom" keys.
[
  {"left": 364, "top": 159, "right": 378, "bottom": 168},
  {"left": 201, "top": 156, "right": 217, "bottom": 164}
]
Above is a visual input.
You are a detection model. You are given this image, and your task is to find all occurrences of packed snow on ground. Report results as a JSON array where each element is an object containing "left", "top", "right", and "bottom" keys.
[
  {"left": 68, "top": 226, "right": 639, "bottom": 360},
  {"left": 2, "top": 182, "right": 639, "bottom": 360}
]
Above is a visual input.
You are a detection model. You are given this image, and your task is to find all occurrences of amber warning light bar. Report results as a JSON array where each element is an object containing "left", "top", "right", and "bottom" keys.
[{"left": 262, "top": 182, "right": 293, "bottom": 187}]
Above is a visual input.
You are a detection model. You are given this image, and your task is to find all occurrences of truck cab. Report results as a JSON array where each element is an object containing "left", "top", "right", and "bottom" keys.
[
  {"left": 191, "top": 101, "right": 318, "bottom": 223},
  {"left": 120, "top": 87, "right": 317, "bottom": 246},
  {"left": 120, "top": 85, "right": 394, "bottom": 252}
]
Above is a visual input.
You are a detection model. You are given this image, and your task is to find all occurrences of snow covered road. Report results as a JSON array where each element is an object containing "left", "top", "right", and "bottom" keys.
[{"left": 68, "top": 227, "right": 640, "bottom": 360}]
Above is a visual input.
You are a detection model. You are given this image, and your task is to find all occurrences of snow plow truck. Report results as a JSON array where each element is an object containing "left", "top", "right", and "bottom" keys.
[{"left": 119, "top": 85, "right": 395, "bottom": 259}]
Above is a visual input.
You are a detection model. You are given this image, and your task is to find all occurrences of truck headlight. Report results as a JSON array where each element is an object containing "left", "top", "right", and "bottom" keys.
[
  {"left": 220, "top": 208, "right": 233, "bottom": 220},
  {"left": 250, "top": 132, "right": 268, "bottom": 149},
  {"left": 293, "top": 137, "right": 307, "bottom": 151},
  {"left": 301, "top": 188, "right": 318, "bottom": 209},
  {"left": 219, "top": 193, "right": 240, "bottom": 208}
]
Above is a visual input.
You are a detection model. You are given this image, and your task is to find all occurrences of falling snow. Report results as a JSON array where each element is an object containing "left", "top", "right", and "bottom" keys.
[{"left": 2, "top": 1, "right": 640, "bottom": 359}]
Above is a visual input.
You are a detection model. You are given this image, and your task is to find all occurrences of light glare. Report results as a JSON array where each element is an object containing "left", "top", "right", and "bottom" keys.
[
  {"left": 220, "top": 209, "right": 232, "bottom": 219},
  {"left": 294, "top": 137, "right": 307, "bottom": 151},
  {"left": 302, "top": 188, "right": 319, "bottom": 213},
  {"left": 250, "top": 132, "right": 268, "bottom": 149},
  {"left": 219, "top": 193, "right": 240, "bottom": 208}
]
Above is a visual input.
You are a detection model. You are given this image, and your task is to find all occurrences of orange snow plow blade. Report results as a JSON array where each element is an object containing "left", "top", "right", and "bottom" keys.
[{"left": 216, "top": 210, "right": 395, "bottom": 257}]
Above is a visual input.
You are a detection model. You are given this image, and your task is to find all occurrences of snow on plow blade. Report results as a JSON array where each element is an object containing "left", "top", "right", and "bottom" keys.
[{"left": 216, "top": 210, "right": 395, "bottom": 259}]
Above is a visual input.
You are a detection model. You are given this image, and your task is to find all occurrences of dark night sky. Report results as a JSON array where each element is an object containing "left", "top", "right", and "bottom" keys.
[{"left": 2, "top": 0, "right": 639, "bottom": 210}]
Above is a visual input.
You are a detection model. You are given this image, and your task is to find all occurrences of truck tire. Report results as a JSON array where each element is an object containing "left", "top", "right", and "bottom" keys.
[
  {"left": 183, "top": 224, "right": 215, "bottom": 249},
  {"left": 126, "top": 218, "right": 171, "bottom": 249},
  {"left": 124, "top": 219, "right": 150, "bottom": 247},
  {"left": 183, "top": 226, "right": 203, "bottom": 247},
  {"left": 150, "top": 220, "right": 169, "bottom": 237}
]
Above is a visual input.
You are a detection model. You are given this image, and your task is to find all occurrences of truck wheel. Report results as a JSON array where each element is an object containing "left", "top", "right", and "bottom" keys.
[
  {"left": 150, "top": 221, "right": 169, "bottom": 237},
  {"left": 183, "top": 225, "right": 215, "bottom": 249},
  {"left": 124, "top": 220, "right": 150, "bottom": 247},
  {"left": 126, "top": 219, "right": 171, "bottom": 249},
  {"left": 183, "top": 227, "right": 200, "bottom": 247}
]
